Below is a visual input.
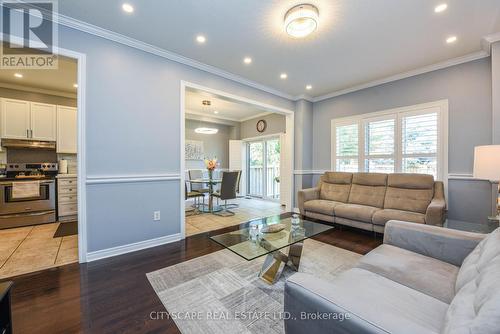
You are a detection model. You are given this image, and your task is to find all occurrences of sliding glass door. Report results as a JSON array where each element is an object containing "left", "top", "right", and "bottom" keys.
[{"left": 247, "top": 138, "right": 280, "bottom": 201}]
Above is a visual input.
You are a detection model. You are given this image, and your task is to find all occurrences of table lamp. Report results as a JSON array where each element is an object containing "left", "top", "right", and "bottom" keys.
[{"left": 473, "top": 145, "right": 500, "bottom": 221}]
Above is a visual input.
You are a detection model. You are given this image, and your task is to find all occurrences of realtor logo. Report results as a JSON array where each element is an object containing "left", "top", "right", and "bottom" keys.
[{"left": 1, "top": 0, "right": 58, "bottom": 69}]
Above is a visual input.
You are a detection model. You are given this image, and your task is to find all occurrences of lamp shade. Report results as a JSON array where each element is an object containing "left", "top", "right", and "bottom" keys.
[{"left": 473, "top": 145, "right": 500, "bottom": 181}]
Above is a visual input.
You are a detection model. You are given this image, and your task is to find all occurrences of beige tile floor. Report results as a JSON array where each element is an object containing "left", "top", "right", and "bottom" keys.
[
  {"left": 0, "top": 222, "right": 78, "bottom": 279},
  {"left": 185, "top": 197, "right": 286, "bottom": 236}
]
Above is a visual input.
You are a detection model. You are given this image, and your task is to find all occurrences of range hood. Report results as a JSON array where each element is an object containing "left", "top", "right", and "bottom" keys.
[{"left": 1, "top": 139, "right": 56, "bottom": 150}]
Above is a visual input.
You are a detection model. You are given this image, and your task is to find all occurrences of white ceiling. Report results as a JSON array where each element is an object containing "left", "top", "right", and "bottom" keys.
[
  {"left": 57, "top": 0, "right": 500, "bottom": 98},
  {"left": 0, "top": 50, "right": 77, "bottom": 94},
  {"left": 186, "top": 88, "right": 270, "bottom": 122}
]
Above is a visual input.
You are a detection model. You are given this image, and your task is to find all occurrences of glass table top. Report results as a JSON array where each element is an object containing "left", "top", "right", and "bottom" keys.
[{"left": 210, "top": 215, "right": 334, "bottom": 261}]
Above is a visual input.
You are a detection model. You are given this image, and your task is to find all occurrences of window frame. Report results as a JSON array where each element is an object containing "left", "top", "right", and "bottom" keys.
[{"left": 331, "top": 100, "right": 448, "bottom": 185}]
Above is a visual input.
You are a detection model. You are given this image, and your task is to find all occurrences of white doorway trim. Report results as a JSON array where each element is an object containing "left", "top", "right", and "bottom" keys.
[
  {"left": 180, "top": 81, "right": 295, "bottom": 239},
  {"left": 1, "top": 36, "right": 88, "bottom": 263}
]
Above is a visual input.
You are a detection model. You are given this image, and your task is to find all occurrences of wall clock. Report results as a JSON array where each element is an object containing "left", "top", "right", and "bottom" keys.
[{"left": 256, "top": 119, "right": 267, "bottom": 133}]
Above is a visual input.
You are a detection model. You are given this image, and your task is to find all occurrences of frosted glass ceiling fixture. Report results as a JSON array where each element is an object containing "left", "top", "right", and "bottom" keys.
[
  {"left": 195, "top": 100, "right": 219, "bottom": 134},
  {"left": 284, "top": 4, "right": 319, "bottom": 38}
]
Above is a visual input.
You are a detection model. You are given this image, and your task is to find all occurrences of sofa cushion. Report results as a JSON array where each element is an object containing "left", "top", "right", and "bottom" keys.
[
  {"left": 442, "top": 256, "right": 500, "bottom": 334},
  {"left": 323, "top": 171, "right": 353, "bottom": 184},
  {"left": 335, "top": 204, "right": 380, "bottom": 223},
  {"left": 287, "top": 268, "right": 449, "bottom": 334},
  {"left": 384, "top": 174, "right": 434, "bottom": 214},
  {"left": 347, "top": 173, "right": 387, "bottom": 208},
  {"left": 356, "top": 244, "right": 459, "bottom": 303},
  {"left": 319, "top": 183, "right": 351, "bottom": 203},
  {"left": 456, "top": 228, "right": 500, "bottom": 292},
  {"left": 303, "top": 199, "right": 342, "bottom": 216},
  {"left": 372, "top": 209, "right": 425, "bottom": 226}
]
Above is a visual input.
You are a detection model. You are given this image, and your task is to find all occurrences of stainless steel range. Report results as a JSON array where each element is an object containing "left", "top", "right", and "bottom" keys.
[{"left": 0, "top": 162, "right": 58, "bottom": 229}]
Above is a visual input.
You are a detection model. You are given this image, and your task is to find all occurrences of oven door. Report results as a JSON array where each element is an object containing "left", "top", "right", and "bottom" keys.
[{"left": 0, "top": 180, "right": 55, "bottom": 215}]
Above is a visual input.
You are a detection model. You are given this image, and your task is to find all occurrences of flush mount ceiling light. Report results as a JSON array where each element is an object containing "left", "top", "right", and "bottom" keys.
[
  {"left": 122, "top": 3, "right": 134, "bottom": 13},
  {"left": 434, "top": 3, "right": 447, "bottom": 13},
  {"left": 196, "top": 35, "right": 206, "bottom": 43},
  {"left": 284, "top": 4, "right": 319, "bottom": 38},
  {"left": 446, "top": 35, "right": 457, "bottom": 44},
  {"left": 195, "top": 127, "right": 218, "bottom": 134}
]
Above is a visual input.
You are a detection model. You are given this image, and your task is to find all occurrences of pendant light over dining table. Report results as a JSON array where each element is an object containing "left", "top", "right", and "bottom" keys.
[{"left": 195, "top": 100, "right": 219, "bottom": 134}]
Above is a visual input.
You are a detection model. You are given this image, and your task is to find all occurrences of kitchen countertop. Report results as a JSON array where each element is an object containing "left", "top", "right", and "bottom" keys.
[{"left": 56, "top": 174, "right": 77, "bottom": 178}]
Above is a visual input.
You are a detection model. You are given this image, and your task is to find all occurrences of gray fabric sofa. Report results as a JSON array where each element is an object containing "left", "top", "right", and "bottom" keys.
[
  {"left": 284, "top": 220, "right": 500, "bottom": 334},
  {"left": 298, "top": 172, "right": 446, "bottom": 233}
]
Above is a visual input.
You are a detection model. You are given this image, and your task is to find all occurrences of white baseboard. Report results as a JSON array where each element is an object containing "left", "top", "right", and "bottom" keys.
[{"left": 86, "top": 233, "right": 182, "bottom": 262}]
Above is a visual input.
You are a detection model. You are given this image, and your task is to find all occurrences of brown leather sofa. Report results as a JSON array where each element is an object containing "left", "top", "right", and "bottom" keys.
[{"left": 298, "top": 172, "right": 446, "bottom": 233}]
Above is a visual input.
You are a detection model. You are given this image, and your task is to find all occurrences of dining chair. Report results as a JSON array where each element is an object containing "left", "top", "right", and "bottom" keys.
[
  {"left": 185, "top": 182, "right": 205, "bottom": 215},
  {"left": 188, "top": 170, "right": 210, "bottom": 194},
  {"left": 212, "top": 171, "right": 239, "bottom": 216},
  {"left": 225, "top": 170, "right": 242, "bottom": 209}
]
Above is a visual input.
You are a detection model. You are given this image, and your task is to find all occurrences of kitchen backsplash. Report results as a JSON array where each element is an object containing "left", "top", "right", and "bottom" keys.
[{"left": 57, "top": 154, "right": 77, "bottom": 174}]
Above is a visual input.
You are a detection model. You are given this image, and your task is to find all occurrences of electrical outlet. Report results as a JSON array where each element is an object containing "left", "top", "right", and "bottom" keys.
[{"left": 153, "top": 211, "right": 161, "bottom": 221}]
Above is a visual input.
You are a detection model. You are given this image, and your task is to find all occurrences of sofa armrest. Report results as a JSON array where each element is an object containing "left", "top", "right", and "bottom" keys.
[
  {"left": 298, "top": 187, "right": 320, "bottom": 215},
  {"left": 285, "top": 273, "right": 388, "bottom": 334},
  {"left": 425, "top": 181, "right": 446, "bottom": 225},
  {"left": 383, "top": 220, "right": 486, "bottom": 266},
  {"left": 425, "top": 198, "right": 446, "bottom": 225}
]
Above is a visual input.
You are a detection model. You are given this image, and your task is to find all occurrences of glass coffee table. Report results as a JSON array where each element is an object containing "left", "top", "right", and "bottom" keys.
[{"left": 210, "top": 214, "right": 334, "bottom": 284}]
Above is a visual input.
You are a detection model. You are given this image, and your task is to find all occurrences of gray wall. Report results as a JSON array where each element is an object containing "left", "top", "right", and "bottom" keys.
[
  {"left": 53, "top": 24, "right": 295, "bottom": 253},
  {"left": 185, "top": 119, "right": 232, "bottom": 169},
  {"left": 294, "top": 99, "right": 314, "bottom": 206},
  {"left": 240, "top": 113, "right": 286, "bottom": 139},
  {"left": 0, "top": 87, "right": 76, "bottom": 107},
  {"left": 311, "top": 58, "right": 494, "bottom": 222}
]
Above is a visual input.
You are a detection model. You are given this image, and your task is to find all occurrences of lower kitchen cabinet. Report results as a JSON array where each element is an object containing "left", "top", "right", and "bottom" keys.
[{"left": 57, "top": 176, "right": 77, "bottom": 221}]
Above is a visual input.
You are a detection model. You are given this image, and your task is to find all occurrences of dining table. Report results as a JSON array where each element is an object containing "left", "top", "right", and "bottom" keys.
[{"left": 188, "top": 178, "right": 222, "bottom": 213}]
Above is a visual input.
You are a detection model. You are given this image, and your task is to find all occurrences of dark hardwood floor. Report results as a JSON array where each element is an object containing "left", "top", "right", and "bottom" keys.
[{"left": 2, "top": 218, "right": 382, "bottom": 334}]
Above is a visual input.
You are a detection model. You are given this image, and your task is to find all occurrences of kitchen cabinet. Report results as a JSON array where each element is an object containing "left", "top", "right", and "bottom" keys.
[
  {"left": 0, "top": 98, "right": 56, "bottom": 141},
  {"left": 1, "top": 98, "right": 30, "bottom": 139},
  {"left": 57, "top": 175, "right": 77, "bottom": 221},
  {"left": 30, "top": 102, "right": 57, "bottom": 140},
  {"left": 57, "top": 106, "right": 77, "bottom": 153}
]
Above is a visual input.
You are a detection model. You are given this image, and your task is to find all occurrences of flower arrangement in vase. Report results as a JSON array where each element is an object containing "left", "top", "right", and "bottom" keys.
[{"left": 204, "top": 157, "right": 219, "bottom": 189}]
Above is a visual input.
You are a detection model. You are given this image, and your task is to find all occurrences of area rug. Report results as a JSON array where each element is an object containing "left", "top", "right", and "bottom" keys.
[
  {"left": 147, "top": 239, "right": 361, "bottom": 334},
  {"left": 53, "top": 221, "right": 78, "bottom": 238}
]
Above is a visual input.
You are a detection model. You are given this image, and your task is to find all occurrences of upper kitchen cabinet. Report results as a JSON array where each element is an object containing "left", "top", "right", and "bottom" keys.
[
  {"left": 57, "top": 106, "right": 77, "bottom": 153},
  {"left": 0, "top": 98, "right": 56, "bottom": 141},
  {"left": 1, "top": 98, "right": 31, "bottom": 139},
  {"left": 30, "top": 102, "right": 57, "bottom": 141}
]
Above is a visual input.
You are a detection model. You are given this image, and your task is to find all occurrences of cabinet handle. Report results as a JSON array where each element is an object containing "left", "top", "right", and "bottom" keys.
[
  {"left": 30, "top": 129, "right": 33, "bottom": 138},
  {"left": 27, "top": 129, "right": 29, "bottom": 138}
]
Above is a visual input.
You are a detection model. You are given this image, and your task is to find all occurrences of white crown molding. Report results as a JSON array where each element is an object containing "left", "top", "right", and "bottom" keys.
[
  {"left": 239, "top": 111, "right": 274, "bottom": 122},
  {"left": 86, "top": 233, "right": 182, "bottom": 262},
  {"left": 0, "top": 82, "right": 77, "bottom": 99},
  {"left": 312, "top": 50, "right": 490, "bottom": 102},
  {"left": 481, "top": 31, "right": 500, "bottom": 53}
]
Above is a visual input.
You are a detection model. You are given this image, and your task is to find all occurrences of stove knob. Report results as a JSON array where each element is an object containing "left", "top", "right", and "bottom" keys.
[
  {"left": 14, "top": 165, "right": 19, "bottom": 168},
  {"left": 9, "top": 165, "right": 13, "bottom": 168},
  {"left": 52, "top": 164, "right": 56, "bottom": 168}
]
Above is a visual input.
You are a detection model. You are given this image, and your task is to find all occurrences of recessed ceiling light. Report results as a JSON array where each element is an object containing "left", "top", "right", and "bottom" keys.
[
  {"left": 213, "top": 110, "right": 219, "bottom": 114},
  {"left": 73, "top": 83, "right": 78, "bottom": 88},
  {"left": 14, "top": 73, "right": 23, "bottom": 78},
  {"left": 280, "top": 73, "right": 288, "bottom": 79},
  {"left": 446, "top": 36, "right": 457, "bottom": 44},
  {"left": 434, "top": 3, "right": 447, "bottom": 13},
  {"left": 284, "top": 4, "right": 319, "bottom": 38},
  {"left": 195, "top": 127, "right": 218, "bottom": 135},
  {"left": 243, "top": 57, "right": 252, "bottom": 64},
  {"left": 122, "top": 3, "right": 134, "bottom": 13},
  {"left": 196, "top": 35, "right": 206, "bottom": 44},
  {"left": 306, "top": 85, "right": 312, "bottom": 90}
]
